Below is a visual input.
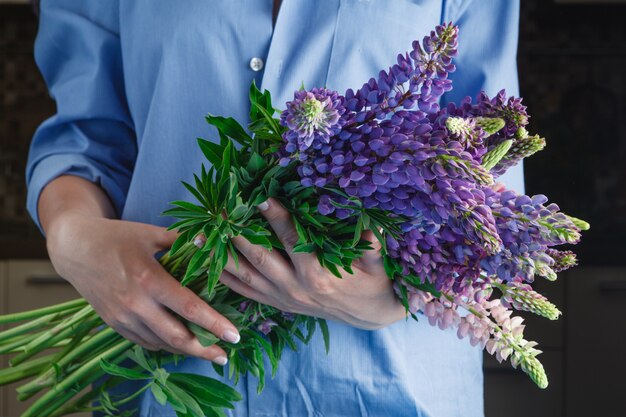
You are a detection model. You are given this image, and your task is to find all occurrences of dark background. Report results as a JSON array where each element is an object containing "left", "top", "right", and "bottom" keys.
[{"left": 0, "top": 1, "right": 624, "bottom": 416}]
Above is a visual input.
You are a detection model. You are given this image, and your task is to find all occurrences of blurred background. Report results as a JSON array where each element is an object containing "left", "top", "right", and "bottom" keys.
[{"left": 0, "top": 1, "right": 624, "bottom": 416}]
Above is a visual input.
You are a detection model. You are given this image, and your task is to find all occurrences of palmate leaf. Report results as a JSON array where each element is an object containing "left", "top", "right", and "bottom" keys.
[
  {"left": 205, "top": 114, "right": 252, "bottom": 147},
  {"left": 197, "top": 138, "right": 226, "bottom": 168},
  {"left": 182, "top": 180, "right": 210, "bottom": 209}
]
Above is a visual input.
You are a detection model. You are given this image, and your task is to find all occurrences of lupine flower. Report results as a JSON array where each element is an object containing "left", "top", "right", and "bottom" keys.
[
  {"left": 271, "top": 23, "right": 584, "bottom": 389},
  {"left": 279, "top": 88, "right": 346, "bottom": 159},
  {"left": 497, "top": 280, "right": 561, "bottom": 320},
  {"left": 257, "top": 319, "right": 278, "bottom": 336},
  {"left": 546, "top": 249, "right": 578, "bottom": 272},
  {"left": 491, "top": 134, "right": 546, "bottom": 177}
]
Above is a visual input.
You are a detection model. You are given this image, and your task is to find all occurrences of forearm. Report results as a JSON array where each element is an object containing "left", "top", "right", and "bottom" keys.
[{"left": 38, "top": 176, "right": 116, "bottom": 238}]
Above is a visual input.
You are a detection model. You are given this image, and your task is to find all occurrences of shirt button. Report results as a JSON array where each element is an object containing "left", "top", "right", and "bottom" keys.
[{"left": 249, "top": 57, "right": 264, "bottom": 72}]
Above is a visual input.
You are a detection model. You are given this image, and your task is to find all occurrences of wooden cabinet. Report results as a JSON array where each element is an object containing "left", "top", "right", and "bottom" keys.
[
  {"left": 565, "top": 267, "right": 626, "bottom": 417},
  {"left": 0, "top": 260, "right": 89, "bottom": 417}
]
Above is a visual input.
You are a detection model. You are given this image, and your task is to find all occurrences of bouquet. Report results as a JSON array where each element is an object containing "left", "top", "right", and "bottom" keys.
[{"left": 0, "top": 23, "right": 588, "bottom": 416}]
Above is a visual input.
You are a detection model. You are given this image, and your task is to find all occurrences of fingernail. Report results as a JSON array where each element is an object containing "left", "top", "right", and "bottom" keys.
[
  {"left": 193, "top": 236, "right": 206, "bottom": 248},
  {"left": 222, "top": 330, "right": 240, "bottom": 344},
  {"left": 257, "top": 200, "right": 270, "bottom": 211},
  {"left": 214, "top": 356, "right": 228, "bottom": 366}
]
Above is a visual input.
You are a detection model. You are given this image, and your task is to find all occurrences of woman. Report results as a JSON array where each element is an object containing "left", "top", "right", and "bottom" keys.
[{"left": 28, "top": 1, "right": 523, "bottom": 415}]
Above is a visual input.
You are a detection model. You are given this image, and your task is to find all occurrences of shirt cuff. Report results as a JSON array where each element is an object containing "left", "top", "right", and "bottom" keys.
[{"left": 27, "top": 154, "right": 127, "bottom": 234}]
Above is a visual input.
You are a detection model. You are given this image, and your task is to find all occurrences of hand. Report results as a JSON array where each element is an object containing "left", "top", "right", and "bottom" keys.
[
  {"left": 46, "top": 214, "right": 241, "bottom": 365},
  {"left": 219, "top": 198, "right": 407, "bottom": 330}
]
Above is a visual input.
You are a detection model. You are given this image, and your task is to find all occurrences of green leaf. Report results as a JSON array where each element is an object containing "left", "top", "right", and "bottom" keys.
[
  {"left": 254, "top": 104, "right": 281, "bottom": 137},
  {"left": 205, "top": 114, "right": 252, "bottom": 146},
  {"left": 352, "top": 216, "right": 364, "bottom": 247},
  {"left": 128, "top": 346, "right": 152, "bottom": 372},
  {"left": 162, "top": 383, "right": 187, "bottom": 414},
  {"left": 240, "top": 232, "right": 272, "bottom": 248},
  {"left": 211, "top": 304, "right": 245, "bottom": 328},
  {"left": 182, "top": 181, "right": 209, "bottom": 209},
  {"left": 181, "top": 249, "right": 210, "bottom": 286},
  {"left": 246, "top": 153, "right": 267, "bottom": 174},
  {"left": 168, "top": 383, "right": 205, "bottom": 417},
  {"left": 229, "top": 203, "right": 249, "bottom": 221},
  {"left": 170, "top": 200, "right": 209, "bottom": 214},
  {"left": 197, "top": 139, "right": 225, "bottom": 167},
  {"left": 321, "top": 257, "right": 342, "bottom": 278},
  {"left": 152, "top": 367, "right": 170, "bottom": 386},
  {"left": 318, "top": 319, "right": 330, "bottom": 354},
  {"left": 207, "top": 242, "right": 228, "bottom": 293},
  {"left": 100, "top": 359, "right": 149, "bottom": 380},
  {"left": 173, "top": 372, "right": 242, "bottom": 402},
  {"left": 169, "top": 375, "right": 235, "bottom": 409},
  {"left": 169, "top": 229, "right": 192, "bottom": 256},
  {"left": 292, "top": 242, "right": 317, "bottom": 253},
  {"left": 150, "top": 382, "right": 168, "bottom": 406},
  {"left": 99, "top": 391, "right": 118, "bottom": 414},
  {"left": 244, "top": 330, "right": 278, "bottom": 376},
  {"left": 187, "top": 322, "right": 220, "bottom": 347}
]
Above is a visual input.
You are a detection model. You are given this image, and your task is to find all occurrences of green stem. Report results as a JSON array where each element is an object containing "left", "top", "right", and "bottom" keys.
[
  {"left": 0, "top": 332, "right": 39, "bottom": 354},
  {"left": 0, "top": 334, "right": 87, "bottom": 355},
  {"left": 16, "top": 327, "right": 121, "bottom": 399},
  {"left": 0, "top": 298, "right": 87, "bottom": 324},
  {"left": 10, "top": 306, "right": 96, "bottom": 366},
  {"left": 0, "top": 353, "right": 57, "bottom": 386},
  {"left": 21, "top": 339, "right": 133, "bottom": 417},
  {"left": 0, "top": 312, "right": 64, "bottom": 344}
]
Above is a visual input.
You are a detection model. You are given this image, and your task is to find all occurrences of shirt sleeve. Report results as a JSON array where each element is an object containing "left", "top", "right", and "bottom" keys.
[
  {"left": 26, "top": 0, "right": 136, "bottom": 232},
  {"left": 441, "top": 0, "right": 525, "bottom": 194}
]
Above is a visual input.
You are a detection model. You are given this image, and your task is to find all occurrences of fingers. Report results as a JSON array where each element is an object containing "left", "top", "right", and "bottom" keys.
[
  {"left": 219, "top": 270, "right": 273, "bottom": 306},
  {"left": 256, "top": 199, "right": 316, "bottom": 261},
  {"left": 114, "top": 326, "right": 161, "bottom": 351},
  {"left": 142, "top": 303, "right": 229, "bottom": 365},
  {"left": 135, "top": 322, "right": 185, "bottom": 354},
  {"left": 151, "top": 268, "right": 241, "bottom": 345},
  {"left": 230, "top": 234, "right": 294, "bottom": 284},
  {"left": 223, "top": 251, "right": 277, "bottom": 294}
]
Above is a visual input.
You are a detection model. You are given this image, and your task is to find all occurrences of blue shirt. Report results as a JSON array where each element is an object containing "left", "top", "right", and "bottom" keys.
[{"left": 28, "top": 1, "right": 523, "bottom": 416}]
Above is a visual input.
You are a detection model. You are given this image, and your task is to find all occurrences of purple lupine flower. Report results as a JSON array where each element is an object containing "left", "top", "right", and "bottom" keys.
[
  {"left": 545, "top": 249, "right": 578, "bottom": 272},
  {"left": 257, "top": 319, "right": 278, "bottom": 336},
  {"left": 280, "top": 88, "right": 347, "bottom": 158},
  {"left": 281, "top": 311, "right": 296, "bottom": 321},
  {"left": 479, "top": 187, "right": 582, "bottom": 283}
]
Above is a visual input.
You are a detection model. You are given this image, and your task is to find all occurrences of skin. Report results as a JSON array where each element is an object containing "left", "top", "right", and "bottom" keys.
[{"left": 39, "top": 175, "right": 406, "bottom": 365}]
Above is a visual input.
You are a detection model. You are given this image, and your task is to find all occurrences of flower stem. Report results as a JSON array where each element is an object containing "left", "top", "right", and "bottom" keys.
[
  {"left": 0, "top": 353, "right": 57, "bottom": 385},
  {"left": 0, "top": 311, "right": 66, "bottom": 344},
  {"left": 10, "top": 305, "right": 96, "bottom": 366},
  {"left": 0, "top": 298, "right": 87, "bottom": 324},
  {"left": 21, "top": 338, "right": 133, "bottom": 417},
  {"left": 16, "top": 327, "right": 121, "bottom": 399}
]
